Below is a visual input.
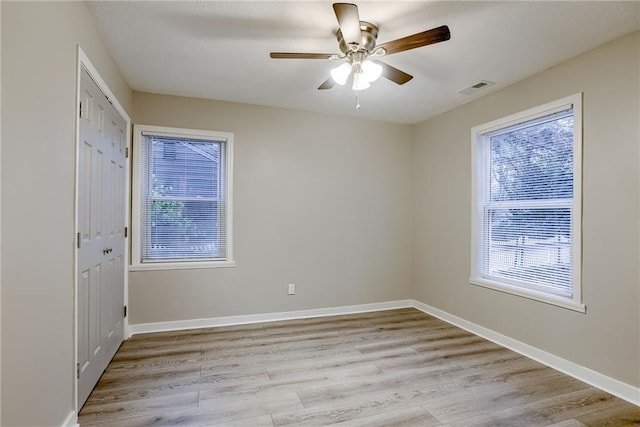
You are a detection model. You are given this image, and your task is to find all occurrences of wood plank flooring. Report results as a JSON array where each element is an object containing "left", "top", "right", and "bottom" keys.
[{"left": 78, "top": 308, "right": 640, "bottom": 426}]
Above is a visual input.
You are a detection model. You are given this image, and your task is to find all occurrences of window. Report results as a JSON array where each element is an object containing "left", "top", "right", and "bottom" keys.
[
  {"left": 470, "top": 93, "right": 583, "bottom": 312},
  {"left": 132, "top": 124, "right": 234, "bottom": 270}
]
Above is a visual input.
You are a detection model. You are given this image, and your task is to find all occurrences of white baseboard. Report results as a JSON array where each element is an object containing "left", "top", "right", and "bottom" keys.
[
  {"left": 128, "top": 299, "right": 414, "bottom": 336},
  {"left": 127, "top": 298, "right": 639, "bottom": 407},
  {"left": 123, "top": 317, "right": 129, "bottom": 341},
  {"left": 411, "top": 299, "right": 640, "bottom": 407},
  {"left": 60, "top": 410, "right": 78, "bottom": 427}
]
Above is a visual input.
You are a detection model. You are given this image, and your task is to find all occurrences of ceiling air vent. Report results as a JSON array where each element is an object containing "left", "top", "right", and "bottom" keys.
[{"left": 458, "top": 80, "right": 495, "bottom": 95}]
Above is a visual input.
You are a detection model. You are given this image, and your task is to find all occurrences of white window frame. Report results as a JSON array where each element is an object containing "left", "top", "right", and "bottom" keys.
[
  {"left": 131, "top": 124, "right": 235, "bottom": 271},
  {"left": 470, "top": 93, "right": 584, "bottom": 312}
]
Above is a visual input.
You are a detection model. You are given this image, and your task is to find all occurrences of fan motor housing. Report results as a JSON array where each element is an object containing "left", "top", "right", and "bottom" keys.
[{"left": 336, "top": 21, "right": 379, "bottom": 54}]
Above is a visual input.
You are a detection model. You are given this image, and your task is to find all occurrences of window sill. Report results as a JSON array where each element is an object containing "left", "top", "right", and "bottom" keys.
[
  {"left": 130, "top": 260, "right": 236, "bottom": 271},
  {"left": 469, "top": 277, "right": 586, "bottom": 313}
]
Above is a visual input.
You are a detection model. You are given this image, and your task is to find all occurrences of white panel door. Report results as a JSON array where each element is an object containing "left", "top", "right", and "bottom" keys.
[{"left": 77, "top": 67, "right": 126, "bottom": 407}]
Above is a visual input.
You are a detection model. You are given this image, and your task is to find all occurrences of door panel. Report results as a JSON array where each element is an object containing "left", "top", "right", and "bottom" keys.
[
  {"left": 78, "top": 269, "right": 90, "bottom": 373},
  {"left": 94, "top": 148, "right": 103, "bottom": 240},
  {"left": 77, "top": 67, "right": 127, "bottom": 407}
]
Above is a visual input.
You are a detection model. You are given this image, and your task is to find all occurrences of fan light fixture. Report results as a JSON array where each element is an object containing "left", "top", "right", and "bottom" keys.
[
  {"left": 330, "top": 62, "right": 352, "bottom": 85},
  {"left": 352, "top": 70, "right": 370, "bottom": 91},
  {"left": 330, "top": 56, "right": 382, "bottom": 91}
]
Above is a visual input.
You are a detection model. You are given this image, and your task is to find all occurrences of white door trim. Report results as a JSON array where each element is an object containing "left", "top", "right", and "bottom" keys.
[{"left": 74, "top": 45, "right": 131, "bottom": 416}]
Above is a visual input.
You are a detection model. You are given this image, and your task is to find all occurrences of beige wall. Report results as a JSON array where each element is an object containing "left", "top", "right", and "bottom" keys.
[
  {"left": 1, "top": 2, "right": 132, "bottom": 425},
  {"left": 413, "top": 31, "right": 640, "bottom": 387},
  {"left": 130, "top": 93, "right": 414, "bottom": 324},
  {"left": 1, "top": 1, "right": 638, "bottom": 423}
]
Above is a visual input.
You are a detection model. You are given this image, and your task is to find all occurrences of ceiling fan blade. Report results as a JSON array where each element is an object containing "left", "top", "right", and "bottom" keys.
[
  {"left": 333, "top": 3, "right": 361, "bottom": 46},
  {"left": 270, "top": 52, "right": 334, "bottom": 59},
  {"left": 318, "top": 78, "right": 336, "bottom": 90},
  {"left": 374, "top": 61, "right": 413, "bottom": 85},
  {"left": 376, "top": 25, "right": 450, "bottom": 56}
]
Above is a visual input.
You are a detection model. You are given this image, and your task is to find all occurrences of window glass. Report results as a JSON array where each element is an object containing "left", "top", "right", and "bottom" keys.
[{"left": 470, "top": 94, "right": 583, "bottom": 311}]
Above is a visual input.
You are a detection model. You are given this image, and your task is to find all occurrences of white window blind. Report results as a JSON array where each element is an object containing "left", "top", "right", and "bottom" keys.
[
  {"left": 471, "top": 94, "right": 582, "bottom": 311},
  {"left": 138, "top": 132, "right": 228, "bottom": 263}
]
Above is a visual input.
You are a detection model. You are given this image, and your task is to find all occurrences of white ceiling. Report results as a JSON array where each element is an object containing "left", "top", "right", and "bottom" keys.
[{"left": 86, "top": 1, "right": 640, "bottom": 125}]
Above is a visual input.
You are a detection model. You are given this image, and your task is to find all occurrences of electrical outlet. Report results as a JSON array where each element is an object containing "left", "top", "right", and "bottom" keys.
[{"left": 288, "top": 283, "right": 295, "bottom": 295}]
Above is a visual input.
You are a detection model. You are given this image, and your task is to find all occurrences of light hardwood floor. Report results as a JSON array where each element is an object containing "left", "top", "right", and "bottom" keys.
[{"left": 79, "top": 308, "right": 640, "bottom": 426}]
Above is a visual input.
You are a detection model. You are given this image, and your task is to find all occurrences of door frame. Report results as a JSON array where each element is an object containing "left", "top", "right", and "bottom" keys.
[{"left": 73, "top": 45, "right": 131, "bottom": 415}]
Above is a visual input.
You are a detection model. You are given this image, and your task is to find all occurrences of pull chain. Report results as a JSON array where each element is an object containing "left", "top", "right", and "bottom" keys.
[{"left": 355, "top": 93, "right": 361, "bottom": 110}]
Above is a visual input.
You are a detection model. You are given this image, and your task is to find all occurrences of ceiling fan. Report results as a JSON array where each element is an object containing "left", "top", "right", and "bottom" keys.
[{"left": 270, "top": 3, "right": 451, "bottom": 91}]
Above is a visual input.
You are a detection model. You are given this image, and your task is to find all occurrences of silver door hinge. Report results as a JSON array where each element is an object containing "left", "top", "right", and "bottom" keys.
[
  {"left": 79, "top": 101, "right": 83, "bottom": 118},
  {"left": 125, "top": 147, "right": 129, "bottom": 158},
  {"left": 124, "top": 306, "right": 127, "bottom": 318},
  {"left": 77, "top": 362, "right": 80, "bottom": 379},
  {"left": 77, "top": 232, "right": 81, "bottom": 249},
  {"left": 124, "top": 227, "right": 128, "bottom": 238}
]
